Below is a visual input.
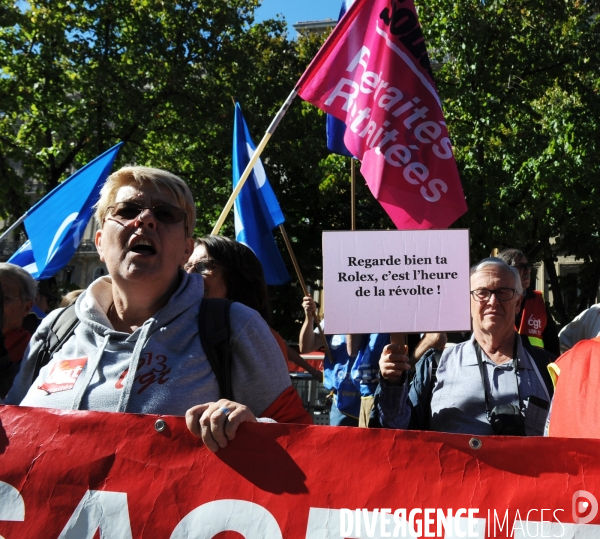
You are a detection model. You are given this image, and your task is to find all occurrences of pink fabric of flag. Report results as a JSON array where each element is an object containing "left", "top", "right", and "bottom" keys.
[{"left": 297, "top": 0, "right": 467, "bottom": 229}]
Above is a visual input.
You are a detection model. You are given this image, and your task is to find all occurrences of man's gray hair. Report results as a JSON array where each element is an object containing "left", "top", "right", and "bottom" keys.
[
  {"left": 0, "top": 263, "right": 38, "bottom": 302},
  {"left": 469, "top": 257, "right": 523, "bottom": 295}
]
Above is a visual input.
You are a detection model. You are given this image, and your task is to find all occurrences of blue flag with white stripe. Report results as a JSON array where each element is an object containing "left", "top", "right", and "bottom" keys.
[
  {"left": 7, "top": 240, "right": 36, "bottom": 275},
  {"left": 326, "top": 0, "right": 355, "bottom": 157},
  {"left": 9, "top": 142, "right": 123, "bottom": 279},
  {"left": 233, "top": 103, "right": 289, "bottom": 285}
]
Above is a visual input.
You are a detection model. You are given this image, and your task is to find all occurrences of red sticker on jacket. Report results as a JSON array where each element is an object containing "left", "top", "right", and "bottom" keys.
[{"left": 39, "top": 358, "right": 87, "bottom": 394}]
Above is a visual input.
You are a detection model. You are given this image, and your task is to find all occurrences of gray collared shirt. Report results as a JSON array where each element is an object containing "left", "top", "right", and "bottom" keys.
[
  {"left": 377, "top": 335, "right": 550, "bottom": 435},
  {"left": 429, "top": 335, "right": 549, "bottom": 434}
]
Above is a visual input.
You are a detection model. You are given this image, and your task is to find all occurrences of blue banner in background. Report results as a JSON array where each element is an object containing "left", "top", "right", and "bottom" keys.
[
  {"left": 9, "top": 142, "right": 123, "bottom": 279},
  {"left": 233, "top": 103, "right": 289, "bottom": 286}
]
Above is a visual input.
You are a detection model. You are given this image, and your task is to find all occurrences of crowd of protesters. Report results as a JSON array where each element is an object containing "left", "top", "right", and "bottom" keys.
[{"left": 0, "top": 166, "right": 598, "bottom": 449}]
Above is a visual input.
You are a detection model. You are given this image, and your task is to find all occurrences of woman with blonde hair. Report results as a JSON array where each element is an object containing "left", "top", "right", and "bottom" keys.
[{"left": 7, "top": 166, "right": 308, "bottom": 451}]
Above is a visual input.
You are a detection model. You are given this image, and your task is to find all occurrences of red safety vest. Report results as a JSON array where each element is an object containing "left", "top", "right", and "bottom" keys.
[
  {"left": 518, "top": 290, "right": 547, "bottom": 349},
  {"left": 547, "top": 336, "right": 600, "bottom": 439}
]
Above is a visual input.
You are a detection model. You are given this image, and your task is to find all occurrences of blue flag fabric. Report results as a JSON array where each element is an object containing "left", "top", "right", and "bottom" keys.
[
  {"left": 9, "top": 143, "right": 123, "bottom": 279},
  {"left": 233, "top": 104, "right": 289, "bottom": 286},
  {"left": 326, "top": 115, "right": 353, "bottom": 157},
  {"left": 326, "top": 0, "right": 355, "bottom": 158},
  {"left": 7, "top": 240, "right": 37, "bottom": 275}
]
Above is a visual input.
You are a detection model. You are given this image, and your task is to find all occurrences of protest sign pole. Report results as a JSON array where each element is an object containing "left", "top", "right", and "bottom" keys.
[
  {"left": 390, "top": 332, "right": 407, "bottom": 353},
  {"left": 346, "top": 160, "right": 360, "bottom": 362},
  {"left": 212, "top": 89, "right": 298, "bottom": 236},
  {"left": 278, "top": 224, "right": 334, "bottom": 364}
]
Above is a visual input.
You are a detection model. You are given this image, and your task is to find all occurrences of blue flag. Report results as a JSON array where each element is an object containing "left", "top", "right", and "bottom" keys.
[
  {"left": 233, "top": 103, "right": 290, "bottom": 286},
  {"left": 326, "top": 0, "right": 355, "bottom": 158},
  {"left": 7, "top": 240, "right": 37, "bottom": 275},
  {"left": 9, "top": 142, "right": 123, "bottom": 279}
]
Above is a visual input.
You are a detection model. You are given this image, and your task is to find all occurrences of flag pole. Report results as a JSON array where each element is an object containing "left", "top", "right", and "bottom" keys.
[
  {"left": 351, "top": 158, "right": 356, "bottom": 231},
  {"left": 212, "top": 89, "right": 298, "bottom": 236},
  {"left": 347, "top": 158, "right": 357, "bottom": 358},
  {"left": 0, "top": 213, "right": 28, "bottom": 243},
  {"left": 278, "top": 224, "right": 335, "bottom": 364}
]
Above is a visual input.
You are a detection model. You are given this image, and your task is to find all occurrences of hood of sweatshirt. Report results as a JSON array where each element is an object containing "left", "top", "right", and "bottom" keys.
[
  {"left": 69, "top": 270, "right": 205, "bottom": 411},
  {"left": 75, "top": 270, "right": 204, "bottom": 338}
]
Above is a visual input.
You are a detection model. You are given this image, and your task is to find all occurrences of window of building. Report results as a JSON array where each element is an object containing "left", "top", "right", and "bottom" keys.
[{"left": 93, "top": 266, "right": 107, "bottom": 281}]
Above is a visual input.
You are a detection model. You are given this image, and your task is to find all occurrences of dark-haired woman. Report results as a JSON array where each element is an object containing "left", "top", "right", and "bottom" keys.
[{"left": 186, "top": 237, "right": 321, "bottom": 390}]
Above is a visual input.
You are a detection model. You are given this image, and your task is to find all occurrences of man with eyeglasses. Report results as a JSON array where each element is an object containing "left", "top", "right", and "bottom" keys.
[
  {"left": 497, "top": 249, "right": 560, "bottom": 357},
  {"left": 374, "top": 258, "right": 555, "bottom": 435}
]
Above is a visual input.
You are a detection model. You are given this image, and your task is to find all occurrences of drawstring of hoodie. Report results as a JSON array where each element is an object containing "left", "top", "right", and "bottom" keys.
[
  {"left": 116, "top": 323, "right": 153, "bottom": 413},
  {"left": 70, "top": 334, "right": 110, "bottom": 410}
]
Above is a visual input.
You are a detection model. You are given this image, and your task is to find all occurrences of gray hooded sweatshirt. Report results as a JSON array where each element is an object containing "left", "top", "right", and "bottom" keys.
[{"left": 6, "top": 272, "right": 292, "bottom": 416}]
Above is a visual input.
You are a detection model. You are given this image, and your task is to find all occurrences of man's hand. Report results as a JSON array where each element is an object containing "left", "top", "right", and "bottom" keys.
[
  {"left": 299, "top": 295, "right": 321, "bottom": 353},
  {"left": 379, "top": 343, "right": 410, "bottom": 385},
  {"left": 302, "top": 296, "right": 317, "bottom": 319},
  {"left": 185, "top": 399, "right": 257, "bottom": 452}
]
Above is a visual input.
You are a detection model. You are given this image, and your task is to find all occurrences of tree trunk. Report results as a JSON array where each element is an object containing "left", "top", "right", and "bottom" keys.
[{"left": 544, "top": 256, "right": 568, "bottom": 326}]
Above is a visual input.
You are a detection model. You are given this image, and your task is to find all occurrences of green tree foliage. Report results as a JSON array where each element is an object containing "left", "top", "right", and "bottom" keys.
[
  {"left": 0, "top": 0, "right": 392, "bottom": 338},
  {"left": 6, "top": 0, "right": 597, "bottom": 336},
  {"left": 418, "top": 0, "right": 600, "bottom": 323},
  {"left": 0, "top": 0, "right": 279, "bottom": 217}
]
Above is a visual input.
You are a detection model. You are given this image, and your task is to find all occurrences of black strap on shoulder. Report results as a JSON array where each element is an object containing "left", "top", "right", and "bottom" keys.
[
  {"left": 475, "top": 334, "right": 521, "bottom": 420},
  {"left": 33, "top": 304, "right": 80, "bottom": 382},
  {"left": 430, "top": 348, "right": 442, "bottom": 377},
  {"left": 198, "top": 298, "right": 233, "bottom": 401},
  {"left": 521, "top": 335, "right": 555, "bottom": 398}
]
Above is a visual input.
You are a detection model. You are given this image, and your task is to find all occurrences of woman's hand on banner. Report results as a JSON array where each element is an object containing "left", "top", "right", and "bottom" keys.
[{"left": 186, "top": 399, "right": 257, "bottom": 452}]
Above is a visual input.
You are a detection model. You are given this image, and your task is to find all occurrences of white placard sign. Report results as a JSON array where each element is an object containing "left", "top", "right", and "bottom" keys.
[{"left": 322, "top": 230, "right": 471, "bottom": 334}]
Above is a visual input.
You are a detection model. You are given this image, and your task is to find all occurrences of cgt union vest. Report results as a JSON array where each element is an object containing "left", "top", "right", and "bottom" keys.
[{"left": 518, "top": 290, "right": 547, "bottom": 349}]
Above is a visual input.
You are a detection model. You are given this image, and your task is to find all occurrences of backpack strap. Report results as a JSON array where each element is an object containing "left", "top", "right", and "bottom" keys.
[
  {"left": 198, "top": 298, "right": 233, "bottom": 401},
  {"left": 427, "top": 349, "right": 442, "bottom": 385},
  {"left": 33, "top": 304, "right": 80, "bottom": 382},
  {"left": 521, "top": 334, "right": 555, "bottom": 399},
  {"left": 426, "top": 348, "right": 443, "bottom": 396}
]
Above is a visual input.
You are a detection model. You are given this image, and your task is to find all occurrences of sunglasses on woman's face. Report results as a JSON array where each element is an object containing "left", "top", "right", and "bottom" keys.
[
  {"left": 107, "top": 201, "right": 186, "bottom": 225},
  {"left": 185, "top": 259, "right": 220, "bottom": 275}
]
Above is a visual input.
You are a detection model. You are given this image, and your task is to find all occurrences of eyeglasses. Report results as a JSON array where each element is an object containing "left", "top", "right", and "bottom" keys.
[
  {"left": 185, "top": 259, "right": 220, "bottom": 275},
  {"left": 470, "top": 288, "right": 517, "bottom": 302},
  {"left": 107, "top": 202, "right": 187, "bottom": 228},
  {"left": 512, "top": 262, "right": 532, "bottom": 272}
]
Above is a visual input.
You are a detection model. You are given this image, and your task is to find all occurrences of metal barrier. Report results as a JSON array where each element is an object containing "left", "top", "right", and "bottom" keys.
[{"left": 289, "top": 372, "right": 330, "bottom": 425}]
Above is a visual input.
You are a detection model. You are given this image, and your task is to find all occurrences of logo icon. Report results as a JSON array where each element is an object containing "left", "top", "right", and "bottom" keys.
[
  {"left": 528, "top": 314, "right": 542, "bottom": 330},
  {"left": 572, "top": 490, "right": 598, "bottom": 524}
]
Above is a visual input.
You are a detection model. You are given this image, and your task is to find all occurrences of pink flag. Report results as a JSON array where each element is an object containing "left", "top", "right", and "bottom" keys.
[{"left": 297, "top": 0, "right": 467, "bottom": 229}]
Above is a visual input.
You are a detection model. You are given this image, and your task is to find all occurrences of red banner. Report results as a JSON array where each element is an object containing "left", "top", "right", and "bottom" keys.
[{"left": 0, "top": 405, "right": 599, "bottom": 538}]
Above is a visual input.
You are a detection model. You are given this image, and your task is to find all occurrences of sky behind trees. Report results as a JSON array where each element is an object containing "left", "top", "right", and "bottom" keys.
[{"left": 254, "top": 0, "right": 340, "bottom": 34}]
